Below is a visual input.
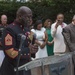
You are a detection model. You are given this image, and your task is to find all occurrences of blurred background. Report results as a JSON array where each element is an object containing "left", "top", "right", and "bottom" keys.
[{"left": 0, "top": 0, "right": 75, "bottom": 24}]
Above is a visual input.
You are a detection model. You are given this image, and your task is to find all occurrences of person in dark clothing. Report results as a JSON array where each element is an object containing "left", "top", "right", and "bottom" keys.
[
  {"left": 0, "top": 6, "right": 38, "bottom": 75},
  {"left": 0, "top": 15, "right": 8, "bottom": 68},
  {"left": 62, "top": 15, "right": 75, "bottom": 75},
  {"left": 0, "top": 14, "right": 8, "bottom": 49}
]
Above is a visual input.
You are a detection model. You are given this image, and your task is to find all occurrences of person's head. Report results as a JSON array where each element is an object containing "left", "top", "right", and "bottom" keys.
[
  {"left": 72, "top": 15, "right": 75, "bottom": 25},
  {"left": 34, "top": 20, "right": 42, "bottom": 30},
  {"left": 56, "top": 13, "right": 64, "bottom": 23},
  {"left": 16, "top": 6, "right": 32, "bottom": 27},
  {"left": 1, "top": 14, "right": 7, "bottom": 25},
  {"left": 44, "top": 19, "right": 52, "bottom": 28}
]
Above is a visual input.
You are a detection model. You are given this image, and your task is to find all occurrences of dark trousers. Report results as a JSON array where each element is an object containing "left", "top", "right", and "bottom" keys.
[{"left": 0, "top": 57, "right": 31, "bottom": 75}]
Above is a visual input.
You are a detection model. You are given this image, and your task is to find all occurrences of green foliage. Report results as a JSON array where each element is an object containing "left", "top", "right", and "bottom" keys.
[{"left": 0, "top": 0, "right": 75, "bottom": 24}]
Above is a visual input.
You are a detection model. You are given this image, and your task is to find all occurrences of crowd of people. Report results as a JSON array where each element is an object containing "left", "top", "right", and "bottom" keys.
[{"left": 0, "top": 6, "right": 75, "bottom": 75}]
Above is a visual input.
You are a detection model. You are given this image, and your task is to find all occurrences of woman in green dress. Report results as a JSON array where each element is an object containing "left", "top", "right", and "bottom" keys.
[{"left": 44, "top": 19, "right": 54, "bottom": 56}]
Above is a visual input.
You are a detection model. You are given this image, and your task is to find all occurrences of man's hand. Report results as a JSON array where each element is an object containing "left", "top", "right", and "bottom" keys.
[{"left": 29, "top": 44, "right": 38, "bottom": 54}]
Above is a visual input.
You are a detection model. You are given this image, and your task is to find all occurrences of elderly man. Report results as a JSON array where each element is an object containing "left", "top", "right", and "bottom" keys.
[
  {"left": 51, "top": 13, "right": 67, "bottom": 55},
  {"left": 0, "top": 14, "right": 8, "bottom": 27},
  {"left": 0, "top": 6, "right": 38, "bottom": 75},
  {"left": 0, "top": 14, "right": 8, "bottom": 47},
  {"left": 0, "top": 14, "right": 8, "bottom": 46},
  {"left": 62, "top": 15, "right": 75, "bottom": 52},
  {"left": 0, "top": 14, "right": 8, "bottom": 68},
  {"left": 62, "top": 15, "right": 75, "bottom": 75}
]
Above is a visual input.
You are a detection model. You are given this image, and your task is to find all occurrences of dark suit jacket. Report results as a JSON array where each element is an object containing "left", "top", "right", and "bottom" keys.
[
  {"left": 62, "top": 23, "right": 75, "bottom": 52},
  {"left": 62, "top": 23, "right": 75, "bottom": 65}
]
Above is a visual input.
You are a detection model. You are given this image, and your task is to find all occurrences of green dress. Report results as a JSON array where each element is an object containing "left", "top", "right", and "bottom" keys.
[{"left": 46, "top": 28, "right": 54, "bottom": 56}]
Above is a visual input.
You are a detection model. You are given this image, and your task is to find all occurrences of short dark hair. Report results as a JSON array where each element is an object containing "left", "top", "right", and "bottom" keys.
[
  {"left": 44, "top": 19, "right": 52, "bottom": 28},
  {"left": 34, "top": 20, "right": 42, "bottom": 29},
  {"left": 16, "top": 6, "right": 32, "bottom": 18}
]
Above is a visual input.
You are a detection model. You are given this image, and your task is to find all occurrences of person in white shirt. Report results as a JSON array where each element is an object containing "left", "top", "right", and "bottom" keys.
[{"left": 51, "top": 13, "right": 67, "bottom": 55}]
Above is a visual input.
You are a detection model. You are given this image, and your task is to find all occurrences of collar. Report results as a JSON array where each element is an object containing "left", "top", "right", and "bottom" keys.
[
  {"left": 13, "top": 20, "right": 24, "bottom": 29},
  {"left": 0, "top": 24, "right": 8, "bottom": 27}
]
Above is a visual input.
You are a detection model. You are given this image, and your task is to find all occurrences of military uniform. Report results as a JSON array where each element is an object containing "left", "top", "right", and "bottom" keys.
[{"left": 0, "top": 21, "right": 32, "bottom": 75}]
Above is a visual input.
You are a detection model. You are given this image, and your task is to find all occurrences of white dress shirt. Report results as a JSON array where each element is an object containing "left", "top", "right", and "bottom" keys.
[{"left": 51, "top": 22, "right": 67, "bottom": 53}]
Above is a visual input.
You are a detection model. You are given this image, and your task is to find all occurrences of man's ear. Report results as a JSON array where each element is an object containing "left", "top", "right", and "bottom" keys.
[{"left": 18, "top": 15, "right": 22, "bottom": 20}]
